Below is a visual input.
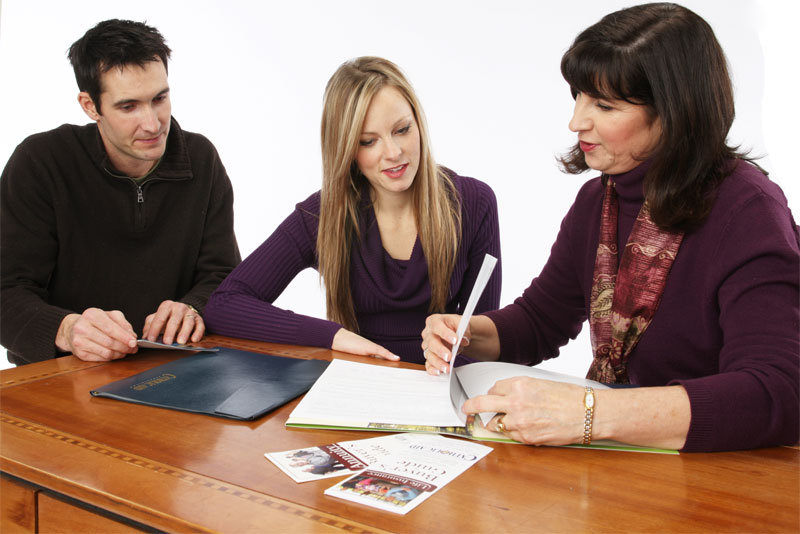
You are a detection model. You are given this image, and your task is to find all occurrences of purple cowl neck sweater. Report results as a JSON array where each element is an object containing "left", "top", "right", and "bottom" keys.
[
  {"left": 205, "top": 173, "right": 501, "bottom": 364},
  {"left": 485, "top": 160, "right": 799, "bottom": 452}
]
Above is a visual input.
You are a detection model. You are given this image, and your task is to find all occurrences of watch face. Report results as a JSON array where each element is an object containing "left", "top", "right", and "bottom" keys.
[{"left": 585, "top": 390, "right": 595, "bottom": 409}]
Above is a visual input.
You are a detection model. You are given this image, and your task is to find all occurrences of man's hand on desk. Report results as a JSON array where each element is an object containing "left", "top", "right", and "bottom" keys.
[
  {"left": 55, "top": 308, "right": 138, "bottom": 361},
  {"left": 142, "top": 300, "right": 205, "bottom": 345},
  {"left": 332, "top": 328, "right": 400, "bottom": 361}
]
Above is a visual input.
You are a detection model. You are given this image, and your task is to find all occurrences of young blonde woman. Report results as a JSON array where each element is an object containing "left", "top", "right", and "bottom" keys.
[{"left": 205, "top": 57, "right": 501, "bottom": 363}]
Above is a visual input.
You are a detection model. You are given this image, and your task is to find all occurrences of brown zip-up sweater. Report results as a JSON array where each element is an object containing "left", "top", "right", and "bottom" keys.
[{"left": 1, "top": 117, "right": 241, "bottom": 365}]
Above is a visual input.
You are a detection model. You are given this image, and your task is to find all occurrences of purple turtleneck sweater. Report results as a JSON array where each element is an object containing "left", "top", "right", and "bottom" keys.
[
  {"left": 485, "top": 160, "right": 799, "bottom": 452},
  {"left": 205, "top": 173, "right": 501, "bottom": 364}
]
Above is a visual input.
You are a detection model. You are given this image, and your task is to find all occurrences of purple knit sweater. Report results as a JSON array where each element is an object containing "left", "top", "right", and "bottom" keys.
[
  {"left": 205, "top": 173, "right": 501, "bottom": 364},
  {"left": 485, "top": 160, "right": 799, "bottom": 452}
]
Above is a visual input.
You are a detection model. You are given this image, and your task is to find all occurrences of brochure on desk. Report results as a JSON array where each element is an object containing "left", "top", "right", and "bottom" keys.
[
  {"left": 90, "top": 347, "right": 329, "bottom": 420},
  {"left": 286, "top": 358, "right": 677, "bottom": 454},
  {"left": 324, "top": 433, "right": 492, "bottom": 515},
  {"left": 266, "top": 432, "right": 492, "bottom": 514},
  {"left": 265, "top": 433, "right": 442, "bottom": 483}
]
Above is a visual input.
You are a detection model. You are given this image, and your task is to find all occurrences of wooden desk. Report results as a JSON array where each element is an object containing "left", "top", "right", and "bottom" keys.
[{"left": 1, "top": 335, "right": 797, "bottom": 533}]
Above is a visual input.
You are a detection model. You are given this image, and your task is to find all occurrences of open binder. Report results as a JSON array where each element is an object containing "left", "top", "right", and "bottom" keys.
[{"left": 90, "top": 347, "right": 330, "bottom": 420}]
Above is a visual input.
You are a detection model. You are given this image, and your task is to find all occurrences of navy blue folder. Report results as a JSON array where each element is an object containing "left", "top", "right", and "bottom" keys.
[{"left": 90, "top": 347, "right": 330, "bottom": 420}]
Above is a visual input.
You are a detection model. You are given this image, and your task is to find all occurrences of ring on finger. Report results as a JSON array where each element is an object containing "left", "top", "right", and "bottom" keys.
[{"left": 496, "top": 414, "right": 508, "bottom": 434}]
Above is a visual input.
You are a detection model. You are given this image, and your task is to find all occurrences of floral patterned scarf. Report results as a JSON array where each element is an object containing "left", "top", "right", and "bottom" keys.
[{"left": 587, "top": 178, "right": 684, "bottom": 384}]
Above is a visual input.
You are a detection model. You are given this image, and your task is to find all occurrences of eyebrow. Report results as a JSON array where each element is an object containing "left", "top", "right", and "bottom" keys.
[
  {"left": 360, "top": 114, "right": 414, "bottom": 136},
  {"left": 112, "top": 87, "right": 170, "bottom": 108}
]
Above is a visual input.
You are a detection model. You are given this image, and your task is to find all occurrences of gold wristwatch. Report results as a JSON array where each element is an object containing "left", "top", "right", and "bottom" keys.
[{"left": 583, "top": 386, "right": 595, "bottom": 445}]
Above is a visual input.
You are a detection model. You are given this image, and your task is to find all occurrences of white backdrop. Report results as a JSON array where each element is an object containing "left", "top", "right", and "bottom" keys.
[{"left": 1, "top": 0, "right": 796, "bottom": 371}]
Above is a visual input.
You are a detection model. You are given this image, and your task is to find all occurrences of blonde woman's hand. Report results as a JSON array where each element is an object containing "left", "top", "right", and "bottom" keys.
[{"left": 332, "top": 328, "right": 400, "bottom": 361}]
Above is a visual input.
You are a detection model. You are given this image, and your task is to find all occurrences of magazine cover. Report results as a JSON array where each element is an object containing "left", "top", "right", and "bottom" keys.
[
  {"left": 265, "top": 433, "right": 431, "bottom": 483},
  {"left": 324, "top": 433, "right": 491, "bottom": 514}
]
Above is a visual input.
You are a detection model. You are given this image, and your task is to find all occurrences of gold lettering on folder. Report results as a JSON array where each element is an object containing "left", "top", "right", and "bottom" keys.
[{"left": 132, "top": 373, "right": 177, "bottom": 391}]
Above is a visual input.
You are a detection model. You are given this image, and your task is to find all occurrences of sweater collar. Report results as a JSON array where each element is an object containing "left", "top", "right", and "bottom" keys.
[
  {"left": 91, "top": 116, "right": 193, "bottom": 181},
  {"left": 605, "top": 159, "right": 650, "bottom": 206}
]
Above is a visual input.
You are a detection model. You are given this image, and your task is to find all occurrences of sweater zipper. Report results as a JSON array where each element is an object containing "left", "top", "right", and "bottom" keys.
[
  {"left": 129, "top": 177, "right": 167, "bottom": 230},
  {"left": 130, "top": 179, "right": 151, "bottom": 231},
  {"left": 134, "top": 181, "right": 145, "bottom": 230}
]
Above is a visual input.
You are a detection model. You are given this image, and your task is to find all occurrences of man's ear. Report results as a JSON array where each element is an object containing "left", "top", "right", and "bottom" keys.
[{"left": 78, "top": 92, "right": 100, "bottom": 121}]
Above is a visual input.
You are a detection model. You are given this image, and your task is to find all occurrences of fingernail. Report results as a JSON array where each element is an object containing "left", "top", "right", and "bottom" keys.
[
  {"left": 444, "top": 352, "right": 450, "bottom": 362},
  {"left": 435, "top": 369, "right": 440, "bottom": 376},
  {"left": 451, "top": 337, "right": 457, "bottom": 344}
]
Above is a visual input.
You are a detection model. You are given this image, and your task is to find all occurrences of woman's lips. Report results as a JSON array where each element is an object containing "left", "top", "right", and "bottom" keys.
[
  {"left": 382, "top": 163, "right": 408, "bottom": 179},
  {"left": 579, "top": 141, "right": 598, "bottom": 152}
]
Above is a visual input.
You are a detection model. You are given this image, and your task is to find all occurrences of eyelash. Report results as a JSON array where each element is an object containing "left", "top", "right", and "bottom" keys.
[
  {"left": 359, "top": 124, "right": 412, "bottom": 147},
  {"left": 119, "top": 95, "right": 168, "bottom": 112}
]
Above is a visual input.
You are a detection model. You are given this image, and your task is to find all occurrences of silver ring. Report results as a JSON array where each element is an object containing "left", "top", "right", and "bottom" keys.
[{"left": 185, "top": 314, "right": 197, "bottom": 320}]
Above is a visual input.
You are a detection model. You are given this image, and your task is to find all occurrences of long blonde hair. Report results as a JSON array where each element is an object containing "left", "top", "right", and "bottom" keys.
[{"left": 318, "top": 57, "right": 461, "bottom": 332}]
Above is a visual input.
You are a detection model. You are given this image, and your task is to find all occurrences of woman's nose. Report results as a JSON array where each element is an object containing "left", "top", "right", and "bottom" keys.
[
  {"left": 384, "top": 137, "right": 402, "bottom": 160},
  {"left": 568, "top": 95, "right": 592, "bottom": 133}
]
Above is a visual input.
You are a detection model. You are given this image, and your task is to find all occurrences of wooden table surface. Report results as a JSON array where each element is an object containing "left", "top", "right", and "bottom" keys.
[{"left": 1, "top": 335, "right": 798, "bottom": 533}]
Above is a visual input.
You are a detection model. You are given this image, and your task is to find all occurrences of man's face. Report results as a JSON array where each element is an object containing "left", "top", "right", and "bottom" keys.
[{"left": 80, "top": 60, "right": 171, "bottom": 178}]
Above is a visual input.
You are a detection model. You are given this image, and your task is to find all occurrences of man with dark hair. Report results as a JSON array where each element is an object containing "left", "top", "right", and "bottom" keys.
[{"left": 0, "top": 19, "right": 241, "bottom": 365}]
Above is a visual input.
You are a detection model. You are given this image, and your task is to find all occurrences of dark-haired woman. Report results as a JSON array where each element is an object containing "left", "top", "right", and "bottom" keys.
[{"left": 421, "top": 3, "right": 799, "bottom": 452}]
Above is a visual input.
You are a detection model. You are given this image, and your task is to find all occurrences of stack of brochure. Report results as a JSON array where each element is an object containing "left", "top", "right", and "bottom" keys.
[{"left": 266, "top": 433, "right": 491, "bottom": 515}]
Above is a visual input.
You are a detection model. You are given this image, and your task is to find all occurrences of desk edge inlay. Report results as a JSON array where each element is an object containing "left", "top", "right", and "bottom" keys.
[
  {"left": 0, "top": 413, "right": 388, "bottom": 533},
  {"left": 0, "top": 364, "right": 103, "bottom": 388}
]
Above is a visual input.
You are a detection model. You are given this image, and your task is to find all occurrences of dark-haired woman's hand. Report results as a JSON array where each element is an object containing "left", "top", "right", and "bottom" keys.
[
  {"left": 421, "top": 314, "right": 464, "bottom": 375},
  {"left": 422, "top": 313, "right": 502, "bottom": 375},
  {"left": 463, "top": 377, "right": 586, "bottom": 445},
  {"left": 464, "top": 378, "right": 691, "bottom": 450}
]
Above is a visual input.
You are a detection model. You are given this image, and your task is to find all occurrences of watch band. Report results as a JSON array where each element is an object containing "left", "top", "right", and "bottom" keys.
[{"left": 583, "top": 386, "right": 595, "bottom": 445}]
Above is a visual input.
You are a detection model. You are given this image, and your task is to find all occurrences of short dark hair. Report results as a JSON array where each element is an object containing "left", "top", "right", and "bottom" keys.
[
  {"left": 558, "top": 3, "right": 747, "bottom": 232},
  {"left": 67, "top": 19, "right": 171, "bottom": 114}
]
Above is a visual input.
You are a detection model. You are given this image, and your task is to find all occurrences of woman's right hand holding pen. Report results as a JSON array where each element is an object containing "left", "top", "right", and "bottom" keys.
[
  {"left": 422, "top": 314, "right": 502, "bottom": 375},
  {"left": 421, "top": 314, "right": 464, "bottom": 375}
]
